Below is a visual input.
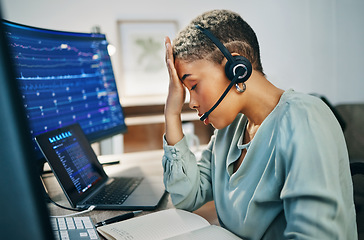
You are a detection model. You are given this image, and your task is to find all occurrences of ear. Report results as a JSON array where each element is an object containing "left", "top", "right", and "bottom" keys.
[
  {"left": 220, "top": 52, "right": 240, "bottom": 66},
  {"left": 224, "top": 52, "right": 252, "bottom": 83}
]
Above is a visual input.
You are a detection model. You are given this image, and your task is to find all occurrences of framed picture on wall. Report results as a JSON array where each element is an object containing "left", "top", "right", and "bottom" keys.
[{"left": 118, "top": 20, "right": 178, "bottom": 105}]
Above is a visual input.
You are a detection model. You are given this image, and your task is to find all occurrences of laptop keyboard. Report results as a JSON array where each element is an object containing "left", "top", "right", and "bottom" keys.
[
  {"left": 51, "top": 216, "right": 100, "bottom": 240},
  {"left": 85, "top": 177, "right": 143, "bottom": 205}
]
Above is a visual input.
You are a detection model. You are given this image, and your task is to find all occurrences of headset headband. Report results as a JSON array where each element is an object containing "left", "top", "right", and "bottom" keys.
[{"left": 195, "top": 25, "right": 235, "bottom": 63}]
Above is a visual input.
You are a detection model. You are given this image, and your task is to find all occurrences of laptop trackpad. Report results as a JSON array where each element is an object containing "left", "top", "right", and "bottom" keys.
[{"left": 122, "top": 176, "right": 166, "bottom": 207}]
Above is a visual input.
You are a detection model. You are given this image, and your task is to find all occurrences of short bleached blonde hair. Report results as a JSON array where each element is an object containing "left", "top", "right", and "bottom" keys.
[{"left": 173, "top": 9, "right": 264, "bottom": 75}]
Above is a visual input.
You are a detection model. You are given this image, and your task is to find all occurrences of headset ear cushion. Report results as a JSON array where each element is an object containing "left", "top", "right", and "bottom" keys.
[{"left": 225, "top": 55, "right": 252, "bottom": 83}]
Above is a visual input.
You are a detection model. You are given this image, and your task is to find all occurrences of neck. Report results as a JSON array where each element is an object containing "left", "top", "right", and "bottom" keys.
[{"left": 240, "top": 71, "right": 284, "bottom": 126}]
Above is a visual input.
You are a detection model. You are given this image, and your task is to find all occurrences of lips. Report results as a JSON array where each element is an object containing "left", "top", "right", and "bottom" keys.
[
  {"left": 198, "top": 112, "right": 209, "bottom": 125},
  {"left": 203, "top": 117, "right": 209, "bottom": 125}
]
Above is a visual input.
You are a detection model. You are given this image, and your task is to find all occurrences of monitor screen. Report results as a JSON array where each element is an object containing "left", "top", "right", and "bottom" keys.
[
  {"left": 2, "top": 20, "right": 127, "bottom": 163},
  {"left": 0, "top": 15, "right": 54, "bottom": 240}
]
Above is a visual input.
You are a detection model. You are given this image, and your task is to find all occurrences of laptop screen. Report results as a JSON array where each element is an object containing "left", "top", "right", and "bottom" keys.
[{"left": 36, "top": 123, "right": 108, "bottom": 206}]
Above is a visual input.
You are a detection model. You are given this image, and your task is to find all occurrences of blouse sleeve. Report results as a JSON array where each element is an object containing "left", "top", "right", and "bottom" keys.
[
  {"left": 278, "top": 99, "right": 356, "bottom": 239},
  {"left": 162, "top": 134, "right": 215, "bottom": 211}
]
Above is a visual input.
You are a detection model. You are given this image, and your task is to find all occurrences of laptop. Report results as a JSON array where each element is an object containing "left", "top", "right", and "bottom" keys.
[{"left": 35, "top": 123, "right": 166, "bottom": 210}]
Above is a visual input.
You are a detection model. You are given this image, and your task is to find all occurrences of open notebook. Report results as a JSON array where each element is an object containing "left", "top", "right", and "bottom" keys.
[
  {"left": 97, "top": 209, "right": 242, "bottom": 240},
  {"left": 35, "top": 123, "right": 166, "bottom": 210}
]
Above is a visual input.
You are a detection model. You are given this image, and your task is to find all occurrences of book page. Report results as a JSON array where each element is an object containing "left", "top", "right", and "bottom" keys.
[
  {"left": 97, "top": 209, "right": 210, "bottom": 240},
  {"left": 165, "top": 225, "right": 242, "bottom": 240}
]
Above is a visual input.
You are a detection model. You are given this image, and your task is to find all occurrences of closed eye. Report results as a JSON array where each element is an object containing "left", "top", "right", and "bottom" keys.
[{"left": 191, "top": 84, "right": 197, "bottom": 91}]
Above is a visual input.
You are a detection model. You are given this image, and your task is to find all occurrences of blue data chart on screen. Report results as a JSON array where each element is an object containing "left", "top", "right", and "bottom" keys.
[
  {"left": 3, "top": 21, "right": 127, "bottom": 160},
  {"left": 50, "top": 130, "right": 102, "bottom": 194}
]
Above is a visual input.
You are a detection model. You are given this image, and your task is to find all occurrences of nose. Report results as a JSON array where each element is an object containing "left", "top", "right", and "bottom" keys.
[{"left": 189, "top": 94, "right": 198, "bottom": 110}]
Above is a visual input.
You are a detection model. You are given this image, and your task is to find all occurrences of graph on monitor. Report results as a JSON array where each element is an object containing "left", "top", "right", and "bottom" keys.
[{"left": 2, "top": 20, "right": 127, "bottom": 163}]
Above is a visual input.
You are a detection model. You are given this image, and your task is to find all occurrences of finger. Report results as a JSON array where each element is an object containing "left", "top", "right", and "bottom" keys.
[
  {"left": 164, "top": 38, "right": 180, "bottom": 85},
  {"left": 166, "top": 58, "right": 173, "bottom": 77},
  {"left": 165, "top": 36, "right": 173, "bottom": 64},
  {"left": 164, "top": 36, "right": 169, "bottom": 63},
  {"left": 166, "top": 58, "right": 180, "bottom": 87}
]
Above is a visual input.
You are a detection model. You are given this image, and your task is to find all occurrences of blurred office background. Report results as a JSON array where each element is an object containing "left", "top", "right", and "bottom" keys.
[{"left": 2, "top": 0, "right": 364, "bottom": 154}]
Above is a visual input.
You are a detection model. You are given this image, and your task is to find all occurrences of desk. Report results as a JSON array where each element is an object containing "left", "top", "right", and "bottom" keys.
[{"left": 42, "top": 149, "right": 219, "bottom": 230}]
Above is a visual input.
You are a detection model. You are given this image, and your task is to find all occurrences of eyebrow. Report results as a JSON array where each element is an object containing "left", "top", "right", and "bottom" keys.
[{"left": 181, "top": 74, "right": 191, "bottom": 81}]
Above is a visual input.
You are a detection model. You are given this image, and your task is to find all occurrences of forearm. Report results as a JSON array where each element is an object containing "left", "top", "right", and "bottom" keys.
[
  {"left": 162, "top": 136, "right": 213, "bottom": 211},
  {"left": 164, "top": 113, "right": 183, "bottom": 146},
  {"left": 164, "top": 36, "right": 185, "bottom": 145}
]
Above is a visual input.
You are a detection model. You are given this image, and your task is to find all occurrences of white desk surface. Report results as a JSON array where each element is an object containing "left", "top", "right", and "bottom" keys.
[{"left": 42, "top": 149, "right": 219, "bottom": 228}]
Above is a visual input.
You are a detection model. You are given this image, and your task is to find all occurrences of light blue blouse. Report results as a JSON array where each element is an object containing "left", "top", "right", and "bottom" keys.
[{"left": 162, "top": 89, "right": 357, "bottom": 239}]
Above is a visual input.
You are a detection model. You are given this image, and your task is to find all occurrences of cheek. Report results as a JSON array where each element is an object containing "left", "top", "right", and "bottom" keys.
[
  {"left": 200, "top": 89, "right": 219, "bottom": 110},
  {"left": 208, "top": 90, "right": 240, "bottom": 128},
  {"left": 199, "top": 81, "right": 225, "bottom": 104}
]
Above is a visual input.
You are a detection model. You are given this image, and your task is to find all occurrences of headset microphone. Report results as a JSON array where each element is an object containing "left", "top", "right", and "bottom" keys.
[
  {"left": 199, "top": 69, "right": 243, "bottom": 121},
  {"left": 195, "top": 25, "right": 252, "bottom": 122}
]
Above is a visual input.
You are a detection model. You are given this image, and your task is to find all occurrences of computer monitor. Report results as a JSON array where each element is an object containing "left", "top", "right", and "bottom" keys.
[
  {"left": 0, "top": 10, "right": 54, "bottom": 240},
  {"left": 2, "top": 20, "right": 127, "bottom": 167}
]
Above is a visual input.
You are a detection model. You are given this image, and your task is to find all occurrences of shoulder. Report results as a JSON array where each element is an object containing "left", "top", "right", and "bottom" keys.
[
  {"left": 280, "top": 90, "right": 330, "bottom": 115},
  {"left": 275, "top": 89, "right": 338, "bottom": 130},
  {"left": 264, "top": 90, "right": 346, "bottom": 156},
  {"left": 273, "top": 90, "right": 347, "bottom": 160}
]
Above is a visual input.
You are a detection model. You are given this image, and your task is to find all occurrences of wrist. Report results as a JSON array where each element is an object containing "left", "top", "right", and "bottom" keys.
[{"left": 164, "top": 114, "right": 183, "bottom": 146}]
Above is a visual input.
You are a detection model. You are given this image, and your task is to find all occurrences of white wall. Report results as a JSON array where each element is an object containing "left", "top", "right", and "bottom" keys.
[{"left": 2, "top": 0, "right": 364, "bottom": 105}]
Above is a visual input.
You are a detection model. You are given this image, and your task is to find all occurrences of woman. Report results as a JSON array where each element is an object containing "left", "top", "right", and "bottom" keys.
[{"left": 162, "top": 9, "right": 357, "bottom": 239}]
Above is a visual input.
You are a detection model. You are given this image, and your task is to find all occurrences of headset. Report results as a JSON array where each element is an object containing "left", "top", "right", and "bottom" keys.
[{"left": 195, "top": 25, "right": 252, "bottom": 121}]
